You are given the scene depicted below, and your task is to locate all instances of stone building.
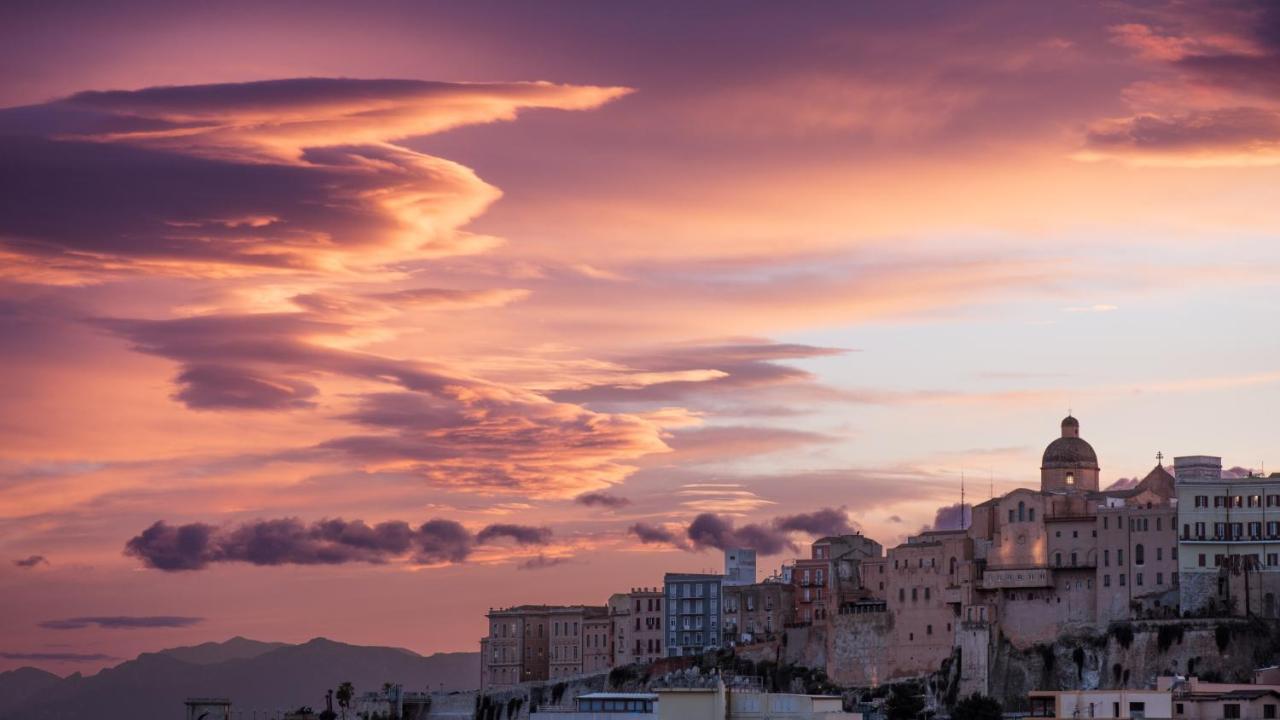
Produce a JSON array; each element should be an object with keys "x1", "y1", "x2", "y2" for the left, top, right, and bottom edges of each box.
[
  {"x1": 665, "y1": 573, "x2": 723, "y2": 657},
  {"x1": 723, "y1": 580, "x2": 794, "y2": 645},
  {"x1": 1176, "y1": 455, "x2": 1280, "y2": 617}
]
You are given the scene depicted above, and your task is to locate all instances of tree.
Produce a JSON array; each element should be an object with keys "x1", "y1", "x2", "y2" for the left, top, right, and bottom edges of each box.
[
  {"x1": 336, "y1": 681, "x2": 355, "y2": 720},
  {"x1": 886, "y1": 684, "x2": 925, "y2": 720},
  {"x1": 952, "y1": 693, "x2": 1002, "y2": 720}
]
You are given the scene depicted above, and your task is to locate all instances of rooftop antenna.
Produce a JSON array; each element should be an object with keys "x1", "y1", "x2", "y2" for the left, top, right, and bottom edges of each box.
[
  {"x1": 1156, "y1": 451, "x2": 1163, "y2": 467},
  {"x1": 960, "y1": 471, "x2": 966, "y2": 528}
]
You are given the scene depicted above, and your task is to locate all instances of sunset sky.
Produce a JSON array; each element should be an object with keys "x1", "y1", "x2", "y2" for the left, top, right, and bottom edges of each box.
[{"x1": 3, "y1": 0, "x2": 1280, "y2": 673}]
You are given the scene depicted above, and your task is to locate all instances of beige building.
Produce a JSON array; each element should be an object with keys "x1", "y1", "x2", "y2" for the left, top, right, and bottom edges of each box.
[
  {"x1": 610, "y1": 587, "x2": 664, "y2": 666},
  {"x1": 583, "y1": 607, "x2": 614, "y2": 674},
  {"x1": 1029, "y1": 688, "x2": 1173, "y2": 719},
  {"x1": 1161, "y1": 675, "x2": 1280, "y2": 719}
]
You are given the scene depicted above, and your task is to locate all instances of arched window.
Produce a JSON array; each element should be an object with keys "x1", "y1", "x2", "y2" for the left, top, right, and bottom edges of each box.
[
  {"x1": 1135, "y1": 544, "x2": 1145, "y2": 566},
  {"x1": 949, "y1": 557, "x2": 958, "y2": 575},
  {"x1": 1055, "y1": 552, "x2": 1062, "y2": 567},
  {"x1": 1018, "y1": 501, "x2": 1026, "y2": 522}
]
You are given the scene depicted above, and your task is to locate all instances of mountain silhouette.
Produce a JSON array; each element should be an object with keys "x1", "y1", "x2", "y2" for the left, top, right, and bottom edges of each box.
[{"x1": 0, "y1": 637, "x2": 478, "y2": 720}]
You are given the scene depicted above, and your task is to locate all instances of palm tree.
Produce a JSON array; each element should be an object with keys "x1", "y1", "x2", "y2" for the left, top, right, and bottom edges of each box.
[{"x1": 336, "y1": 682, "x2": 354, "y2": 720}]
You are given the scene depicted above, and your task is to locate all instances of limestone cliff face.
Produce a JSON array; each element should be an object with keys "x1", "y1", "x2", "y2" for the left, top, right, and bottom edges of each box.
[{"x1": 984, "y1": 620, "x2": 1280, "y2": 710}]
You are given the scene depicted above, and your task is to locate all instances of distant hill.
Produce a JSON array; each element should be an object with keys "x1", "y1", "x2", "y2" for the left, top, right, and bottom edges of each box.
[
  {"x1": 0, "y1": 637, "x2": 479, "y2": 720},
  {"x1": 0, "y1": 667, "x2": 61, "y2": 710},
  {"x1": 158, "y1": 635, "x2": 288, "y2": 665}
]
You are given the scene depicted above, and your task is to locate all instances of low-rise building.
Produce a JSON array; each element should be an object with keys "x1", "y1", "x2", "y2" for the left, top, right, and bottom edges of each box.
[
  {"x1": 531, "y1": 683, "x2": 856, "y2": 720},
  {"x1": 1161, "y1": 674, "x2": 1280, "y2": 719},
  {"x1": 1029, "y1": 688, "x2": 1172, "y2": 719}
]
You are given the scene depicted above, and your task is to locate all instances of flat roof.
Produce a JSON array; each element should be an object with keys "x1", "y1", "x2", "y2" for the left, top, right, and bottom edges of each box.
[{"x1": 578, "y1": 693, "x2": 659, "y2": 700}]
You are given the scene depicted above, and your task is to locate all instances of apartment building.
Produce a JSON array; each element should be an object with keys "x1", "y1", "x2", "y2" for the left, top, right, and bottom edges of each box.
[
  {"x1": 1177, "y1": 455, "x2": 1280, "y2": 617},
  {"x1": 610, "y1": 587, "x2": 664, "y2": 666},
  {"x1": 664, "y1": 573, "x2": 723, "y2": 657}
]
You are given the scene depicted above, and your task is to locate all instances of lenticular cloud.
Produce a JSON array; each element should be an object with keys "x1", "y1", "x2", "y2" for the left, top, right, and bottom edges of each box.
[{"x1": 0, "y1": 78, "x2": 629, "y2": 282}]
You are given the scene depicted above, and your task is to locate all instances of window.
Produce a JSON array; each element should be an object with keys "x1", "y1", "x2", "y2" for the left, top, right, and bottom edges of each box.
[
  {"x1": 1157, "y1": 547, "x2": 1163, "y2": 561},
  {"x1": 1008, "y1": 509, "x2": 1014, "y2": 522},
  {"x1": 1199, "y1": 553, "x2": 1206, "y2": 567},
  {"x1": 899, "y1": 588, "x2": 905, "y2": 602},
  {"x1": 1118, "y1": 549, "x2": 1124, "y2": 565},
  {"x1": 1176, "y1": 703, "x2": 1184, "y2": 715},
  {"x1": 927, "y1": 624, "x2": 933, "y2": 635},
  {"x1": 1157, "y1": 572, "x2": 1163, "y2": 584},
  {"x1": 1018, "y1": 501, "x2": 1026, "y2": 521},
  {"x1": 1104, "y1": 574, "x2": 1111, "y2": 587},
  {"x1": 1054, "y1": 553, "x2": 1062, "y2": 567},
  {"x1": 925, "y1": 587, "x2": 931, "y2": 600},
  {"x1": 1264, "y1": 704, "x2": 1276, "y2": 719},
  {"x1": 1136, "y1": 572, "x2": 1144, "y2": 586},
  {"x1": 1135, "y1": 544, "x2": 1145, "y2": 565},
  {"x1": 1030, "y1": 509, "x2": 1036, "y2": 521},
  {"x1": 1119, "y1": 574, "x2": 1126, "y2": 586},
  {"x1": 1224, "y1": 703, "x2": 1241, "y2": 719},
  {"x1": 1071, "y1": 552, "x2": 1078, "y2": 566},
  {"x1": 1104, "y1": 549, "x2": 1110, "y2": 567}
]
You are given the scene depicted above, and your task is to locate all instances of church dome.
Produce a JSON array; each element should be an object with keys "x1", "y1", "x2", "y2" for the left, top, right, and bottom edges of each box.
[{"x1": 1041, "y1": 415, "x2": 1099, "y2": 469}]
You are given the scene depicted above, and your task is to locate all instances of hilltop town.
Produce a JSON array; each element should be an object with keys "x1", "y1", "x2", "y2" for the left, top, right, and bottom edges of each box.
[{"x1": 480, "y1": 415, "x2": 1280, "y2": 702}]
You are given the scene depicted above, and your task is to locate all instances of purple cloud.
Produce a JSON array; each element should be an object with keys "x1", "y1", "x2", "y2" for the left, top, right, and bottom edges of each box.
[
  {"x1": 14, "y1": 555, "x2": 48, "y2": 568},
  {"x1": 124, "y1": 517, "x2": 550, "y2": 571},
  {"x1": 575, "y1": 492, "x2": 631, "y2": 509},
  {"x1": 475, "y1": 524, "x2": 552, "y2": 546},
  {"x1": 39, "y1": 616, "x2": 204, "y2": 630}
]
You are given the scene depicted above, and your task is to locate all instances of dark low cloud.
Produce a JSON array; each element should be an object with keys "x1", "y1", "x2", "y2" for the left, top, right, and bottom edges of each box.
[
  {"x1": 474, "y1": 524, "x2": 553, "y2": 546},
  {"x1": 575, "y1": 492, "x2": 631, "y2": 509},
  {"x1": 686, "y1": 506, "x2": 858, "y2": 555},
  {"x1": 686, "y1": 513, "x2": 794, "y2": 555},
  {"x1": 629, "y1": 523, "x2": 686, "y2": 548},
  {"x1": 0, "y1": 651, "x2": 117, "y2": 662},
  {"x1": 773, "y1": 507, "x2": 856, "y2": 537},
  {"x1": 39, "y1": 616, "x2": 204, "y2": 630},
  {"x1": 14, "y1": 555, "x2": 48, "y2": 568},
  {"x1": 125, "y1": 517, "x2": 551, "y2": 571},
  {"x1": 921, "y1": 502, "x2": 971, "y2": 532}
]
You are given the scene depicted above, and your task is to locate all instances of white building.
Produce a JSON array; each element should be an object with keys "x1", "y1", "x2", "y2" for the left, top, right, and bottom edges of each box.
[
  {"x1": 1176, "y1": 455, "x2": 1280, "y2": 616},
  {"x1": 725, "y1": 548, "x2": 757, "y2": 586},
  {"x1": 1029, "y1": 688, "x2": 1173, "y2": 719}
]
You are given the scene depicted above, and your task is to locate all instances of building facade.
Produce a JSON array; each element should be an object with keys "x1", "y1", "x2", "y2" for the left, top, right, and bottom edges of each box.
[
  {"x1": 665, "y1": 573, "x2": 723, "y2": 657},
  {"x1": 723, "y1": 580, "x2": 794, "y2": 645},
  {"x1": 1177, "y1": 456, "x2": 1280, "y2": 617}
]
